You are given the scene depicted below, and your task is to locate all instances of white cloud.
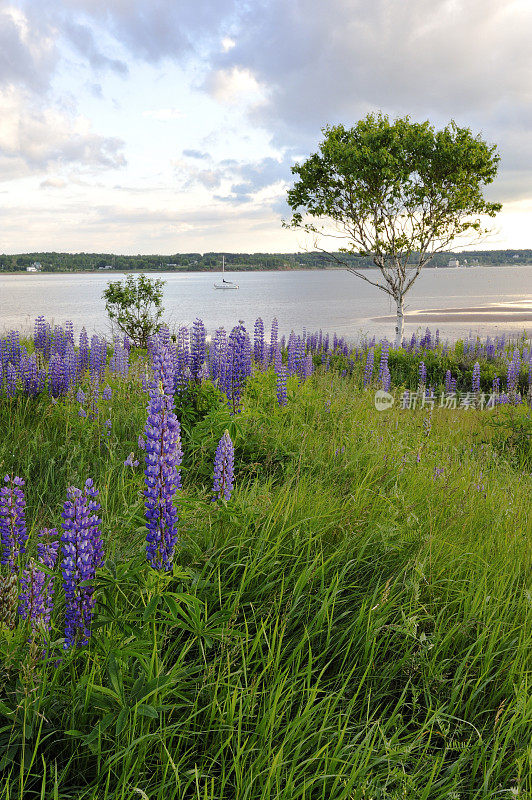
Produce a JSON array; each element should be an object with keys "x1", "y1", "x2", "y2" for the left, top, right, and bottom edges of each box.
[
  {"x1": 40, "y1": 177, "x2": 68, "y2": 189},
  {"x1": 142, "y1": 108, "x2": 185, "y2": 121},
  {"x1": 221, "y1": 36, "x2": 236, "y2": 52},
  {"x1": 0, "y1": 86, "x2": 126, "y2": 177},
  {"x1": 205, "y1": 66, "x2": 266, "y2": 106}
]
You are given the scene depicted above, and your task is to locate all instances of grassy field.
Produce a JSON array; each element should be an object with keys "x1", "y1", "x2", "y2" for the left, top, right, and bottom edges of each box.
[{"x1": 0, "y1": 350, "x2": 531, "y2": 799}]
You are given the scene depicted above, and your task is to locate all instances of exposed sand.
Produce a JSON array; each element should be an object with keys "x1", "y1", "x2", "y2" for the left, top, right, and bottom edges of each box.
[{"x1": 374, "y1": 302, "x2": 532, "y2": 325}]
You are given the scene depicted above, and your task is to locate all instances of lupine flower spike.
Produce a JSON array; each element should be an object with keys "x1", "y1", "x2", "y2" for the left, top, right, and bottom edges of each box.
[
  {"x1": 60, "y1": 480, "x2": 104, "y2": 648},
  {"x1": 212, "y1": 431, "x2": 235, "y2": 502},
  {"x1": 144, "y1": 337, "x2": 182, "y2": 571},
  {"x1": 19, "y1": 530, "x2": 59, "y2": 637},
  {"x1": 0, "y1": 474, "x2": 28, "y2": 572}
]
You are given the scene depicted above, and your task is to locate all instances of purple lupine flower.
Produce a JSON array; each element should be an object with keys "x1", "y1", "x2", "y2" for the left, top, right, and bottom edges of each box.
[
  {"x1": 190, "y1": 318, "x2": 206, "y2": 383},
  {"x1": 3, "y1": 363, "x2": 17, "y2": 398},
  {"x1": 254, "y1": 318, "x2": 265, "y2": 366},
  {"x1": 363, "y1": 348, "x2": 374, "y2": 388},
  {"x1": 76, "y1": 388, "x2": 86, "y2": 404},
  {"x1": 472, "y1": 362, "x2": 481, "y2": 394},
  {"x1": 303, "y1": 353, "x2": 314, "y2": 380},
  {"x1": 37, "y1": 529, "x2": 61, "y2": 569},
  {"x1": 379, "y1": 341, "x2": 390, "y2": 389},
  {"x1": 174, "y1": 326, "x2": 190, "y2": 393},
  {"x1": 104, "y1": 419, "x2": 112, "y2": 436},
  {"x1": 420, "y1": 328, "x2": 432, "y2": 350},
  {"x1": 444, "y1": 370, "x2": 452, "y2": 393},
  {"x1": 287, "y1": 332, "x2": 297, "y2": 376},
  {"x1": 78, "y1": 328, "x2": 89, "y2": 374},
  {"x1": 19, "y1": 561, "x2": 50, "y2": 633},
  {"x1": 212, "y1": 431, "x2": 235, "y2": 502},
  {"x1": 7, "y1": 330, "x2": 22, "y2": 369},
  {"x1": 209, "y1": 327, "x2": 227, "y2": 382},
  {"x1": 19, "y1": 353, "x2": 44, "y2": 397},
  {"x1": 138, "y1": 435, "x2": 146, "y2": 450},
  {"x1": 18, "y1": 531, "x2": 59, "y2": 635},
  {"x1": 275, "y1": 347, "x2": 288, "y2": 406},
  {"x1": 48, "y1": 354, "x2": 69, "y2": 398},
  {"x1": 144, "y1": 338, "x2": 182, "y2": 572},
  {"x1": 294, "y1": 336, "x2": 307, "y2": 382},
  {"x1": 60, "y1": 480, "x2": 104, "y2": 648},
  {"x1": 65, "y1": 343, "x2": 77, "y2": 390},
  {"x1": 221, "y1": 321, "x2": 251, "y2": 414},
  {"x1": 378, "y1": 340, "x2": 389, "y2": 379},
  {"x1": 269, "y1": 318, "x2": 278, "y2": 365},
  {"x1": 65, "y1": 321, "x2": 75, "y2": 350},
  {"x1": 109, "y1": 338, "x2": 129, "y2": 377},
  {"x1": 124, "y1": 452, "x2": 139, "y2": 468},
  {"x1": 34, "y1": 316, "x2": 51, "y2": 361},
  {"x1": 51, "y1": 326, "x2": 66, "y2": 360},
  {"x1": 102, "y1": 385, "x2": 112, "y2": 401},
  {"x1": 90, "y1": 335, "x2": 107, "y2": 377},
  {"x1": 0, "y1": 475, "x2": 28, "y2": 572},
  {"x1": 418, "y1": 361, "x2": 427, "y2": 389}
]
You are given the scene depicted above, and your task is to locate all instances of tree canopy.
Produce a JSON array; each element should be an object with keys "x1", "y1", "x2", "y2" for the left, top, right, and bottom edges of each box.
[
  {"x1": 102, "y1": 274, "x2": 165, "y2": 348},
  {"x1": 285, "y1": 114, "x2": 502, "y2": 343}
]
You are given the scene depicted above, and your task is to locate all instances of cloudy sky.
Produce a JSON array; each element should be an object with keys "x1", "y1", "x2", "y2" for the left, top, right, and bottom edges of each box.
[{"x1": 1, "y1": 0, "x2": 531, "y2": 254}]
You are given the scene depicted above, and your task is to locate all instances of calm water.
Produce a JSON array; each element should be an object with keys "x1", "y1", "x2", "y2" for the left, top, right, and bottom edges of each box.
[{"x1": 1, "y1": 266, "x2": 531, "y2": 341}]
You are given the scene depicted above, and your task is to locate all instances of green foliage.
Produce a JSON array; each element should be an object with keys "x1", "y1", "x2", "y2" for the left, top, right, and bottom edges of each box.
[
  {"x1": 0, "y1": 348, "x2": 531, "y2": 798},
  {"x1": 285, "y1": 114, "x2": 502, "y2": 316},
  {"x1": 102, "y1": 274, "x2": 166, "y2": 347},
  {"x1": 487, "y1": 407, "x2": 532, "y2": 470},
  {"x1": 4, "y1": 249, "x2": 532, "y2": 273}
]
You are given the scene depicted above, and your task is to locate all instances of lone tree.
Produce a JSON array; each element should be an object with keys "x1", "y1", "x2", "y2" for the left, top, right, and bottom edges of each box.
[
  {"x1": 103, "y1": 273, "x2": 165, "y2": 348},
  {"x1": 285, "y1": 114, "x2": 501, "y2": 346}
]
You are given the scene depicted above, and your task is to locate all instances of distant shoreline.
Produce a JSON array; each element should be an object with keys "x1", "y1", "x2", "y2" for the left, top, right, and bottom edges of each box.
[{"x1": 2, "y1": 263, "x2": 532, "y2": 276}]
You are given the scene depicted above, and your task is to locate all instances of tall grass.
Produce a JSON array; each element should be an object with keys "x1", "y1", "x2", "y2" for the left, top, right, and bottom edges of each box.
[{"x1": 0, "y1": 357, "x2": 531, "y2": 799}]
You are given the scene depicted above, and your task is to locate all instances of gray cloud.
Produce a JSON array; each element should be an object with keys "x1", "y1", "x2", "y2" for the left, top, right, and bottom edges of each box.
[
  {"x1": 0, "y1": 5, "x2": 57, "y2": 91},
  {"x1": 183, "y1": 149, "x2": 210, "y2": 159},
  {"x1": 181, "y1": 154, "x2": 292, "y2": 204},
  {"x1": 203, "y1": 0, "x2": 532, "y2": 201},
  {"x1": 25, "y1": 0, "x2": 239, "y2": 64},
  {"x1": 43, "y1": 0, "x2": 530, "y2": 202},
  {"x1": 62, "y1": 19, "x2": 128, "y2": 74}
]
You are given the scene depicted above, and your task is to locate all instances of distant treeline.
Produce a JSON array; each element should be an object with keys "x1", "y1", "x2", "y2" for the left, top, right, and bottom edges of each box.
[{"x1": 1, "y1": 250, "x2": 531, "y2": 272}]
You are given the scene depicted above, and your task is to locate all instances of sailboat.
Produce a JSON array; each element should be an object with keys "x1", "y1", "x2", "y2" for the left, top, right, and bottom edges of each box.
[{"x1": 214, "y1": 256, "x2": 239, "y2": 289}]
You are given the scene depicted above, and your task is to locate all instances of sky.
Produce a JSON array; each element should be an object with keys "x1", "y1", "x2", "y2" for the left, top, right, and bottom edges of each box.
[{"x1": 0, "y1": 0, "x2": 531, "y2": 255}]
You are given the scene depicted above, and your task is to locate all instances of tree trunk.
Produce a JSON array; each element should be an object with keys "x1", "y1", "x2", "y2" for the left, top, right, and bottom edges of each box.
[{"x1": 394, "y1": 296, "x2": 404, "y2": 348}]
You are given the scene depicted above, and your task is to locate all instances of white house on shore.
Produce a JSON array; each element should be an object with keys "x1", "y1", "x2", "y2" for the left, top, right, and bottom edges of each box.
[{"x1": 448, "y1": 258, "x2": 460, "y2": 267}]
